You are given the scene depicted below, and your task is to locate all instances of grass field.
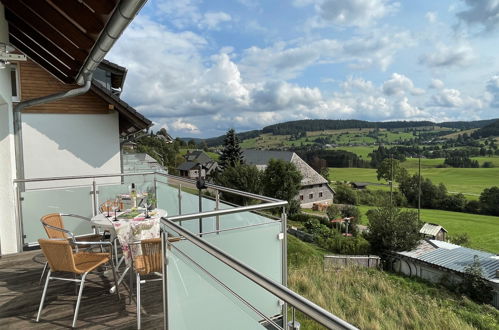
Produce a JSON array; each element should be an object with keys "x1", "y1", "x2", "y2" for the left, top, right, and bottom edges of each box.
[
  {"x1": 356, "y1": 205, "x2": 499, "y2": 253},
  {"x1": 327, "y1": 146, "x2": 376, "y2": 159},
  {"x1": 288, "y1": 236, "x2": 499, "y2": 330},
  {"x1": 329, "y1": 166, "x2": 499, "y2": 196}
]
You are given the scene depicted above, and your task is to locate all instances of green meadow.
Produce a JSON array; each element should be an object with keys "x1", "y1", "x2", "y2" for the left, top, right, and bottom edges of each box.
[
  {"x1": 356, "y1": 205, "x2": 499, "y2": 254},
  {"x1": 329, "y1": 161, "x2": 499, "y2": 197}
]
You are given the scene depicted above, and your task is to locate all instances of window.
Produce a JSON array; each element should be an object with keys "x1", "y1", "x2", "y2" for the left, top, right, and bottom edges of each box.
[
  {"x1": 11, "y1": 64, "x2": 20, "y2": 102},
  {"x1": 299, "y1": 195, "x2": 303, "y2": 201},
  {"x1": 309, "y1": 193, "x2": 314, "y2": 199},
  {"x1": 319, "y1": 192, "x2": 323, "y2": 198}
]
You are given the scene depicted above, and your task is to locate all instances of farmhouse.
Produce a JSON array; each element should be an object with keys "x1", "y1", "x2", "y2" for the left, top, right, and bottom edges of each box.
[
  {"x1": 242, "y1": 149, "x2": 335, "y2": 208},
  {"x1": 177, "y1": 150, "x2": 218, "y2": 179},
  {"x1": 392, "y1": 239, "x2": 499, "y2": 308}
]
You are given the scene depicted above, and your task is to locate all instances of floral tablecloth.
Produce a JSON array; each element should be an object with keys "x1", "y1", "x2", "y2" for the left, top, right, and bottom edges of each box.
[{"x1": 92, "y1": 209, "x2": 166, "y2": 264}]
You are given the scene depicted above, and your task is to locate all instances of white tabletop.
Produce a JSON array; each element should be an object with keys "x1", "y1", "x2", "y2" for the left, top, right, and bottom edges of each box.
[{"x1": 91, "y1": 208, "x2": 167, "y2": 230}]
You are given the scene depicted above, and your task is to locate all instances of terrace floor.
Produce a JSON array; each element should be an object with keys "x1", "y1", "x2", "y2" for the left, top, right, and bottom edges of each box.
[{"x1": 0, "y1": 250, "x2": 164, "y2": 329}]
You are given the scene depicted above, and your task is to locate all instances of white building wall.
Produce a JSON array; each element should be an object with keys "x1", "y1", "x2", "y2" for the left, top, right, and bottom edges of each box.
[
  {"x1": 22, "y1": 112, "x2": 122, "y2": 189},
  {"x1": 0, "y1": 5, "x2": 19, "y2": 254}
]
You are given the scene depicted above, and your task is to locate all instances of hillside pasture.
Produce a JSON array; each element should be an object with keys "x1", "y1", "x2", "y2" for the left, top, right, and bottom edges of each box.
[
  {"x1": 330, "y1": 162, "x2": 499, "y2": 196},
  {"x1": 288, "y1": 236, "x2": 499, "y2": 330},
  {"x1": 356, "y1": 205, "x2": 499, "y2": 254},
  {"x1": 327, "y1": 146, "x2": 376, "y2": 159}
]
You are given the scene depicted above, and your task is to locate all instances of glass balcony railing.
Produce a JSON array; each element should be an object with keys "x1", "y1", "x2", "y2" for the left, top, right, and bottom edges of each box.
[{"x1": 13, "y1": 171, "x2": 356, "y2": 329}]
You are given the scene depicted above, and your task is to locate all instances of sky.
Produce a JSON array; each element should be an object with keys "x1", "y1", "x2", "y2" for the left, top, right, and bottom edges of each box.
[{"x1": 107, "y1": 0, "x2": 499, "y2": 138}]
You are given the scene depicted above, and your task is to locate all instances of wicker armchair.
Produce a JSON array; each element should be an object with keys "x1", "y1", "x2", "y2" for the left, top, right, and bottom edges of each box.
[
  {"x1": 132, "y1": 238, "x2": 163, "y2": 330},
  {"x1": 36, "y1": 238, "x2": 119, "y2": 328},
  {"x1": 39, "y1": 213, "x2": 107, "y2": 284}
]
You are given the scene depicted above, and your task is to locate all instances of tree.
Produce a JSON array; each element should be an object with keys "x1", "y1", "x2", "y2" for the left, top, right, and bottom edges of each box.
[
  {"x1": 219, "y1": 128, "x2": 243, "y2": 169},
  {"x1": 214, "y1": 163, "x2": 262, "y2": 205},
  {"x1": 479, "y1": 186, "x2": 499, "y2": 216},
  {"x1": 334, "y1": 184, "x2": 357, "y2": 205},
  {"x1": 366, "y1": 205, "x2": 421, "y2": 254},
  {"x1": 376, "y1": 158, "x2": 409, "y2": 183},
  {"x1": 261, "y1": 159, "x2": 302, "y2": 215},
  {"x1": 460, "y1": 256, "x2": 493, "y2": 304}
]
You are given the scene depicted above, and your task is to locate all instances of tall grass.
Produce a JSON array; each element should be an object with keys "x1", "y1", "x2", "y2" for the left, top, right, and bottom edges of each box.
[{"x1": 287, "y1": 236, "x2": 499, "y2": 330}]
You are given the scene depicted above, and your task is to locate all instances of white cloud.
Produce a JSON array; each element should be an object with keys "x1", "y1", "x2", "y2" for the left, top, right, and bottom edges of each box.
[
  {"x1": 426, "y1": 11, "x2": 437, "y2": 23},
  {"x1": 239, "y1": 29, "x2": 413, "y2": 82},
  {"x1": 382, "y1": 73, "x2": 425, "y2": 96},
  {"x1": 156, "y1": 0, "x2": 231, "y2": 30},
  {"x1": 430, "y1": 88, "x2": 484, "y2": 109},
  {"x1": 199, "y1": 12, "x2": 232, "y2": 30},
  {"x1": 419, "y1": 43, "x2": 473, "y2": 68},
  {"x1": 341, "y1": 76, "x2": 375, "y2": 93},
  {"x1": 172, "y1": 119, "x2": 200, "y2": 134},
  {"x1": 456, "y1": 0, "x2": 499, "y2": 32},
  {"x1": 429, "y1": 79, "x2": 445, "y2": 89},
  {"x1": 301, "y1": 0, "x2": 399, "y2": 28}
]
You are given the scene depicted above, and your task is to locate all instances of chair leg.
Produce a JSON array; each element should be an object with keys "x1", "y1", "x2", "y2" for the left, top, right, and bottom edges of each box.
[
  {"x1": 39, "y1": 262, "x2": 48, "y2": 285},
  {"x1": 136, "y1": 272, "x2": 141, "y2": 330},
  {"x1": 111, "y1": 262, "x2": 121, "y2": 301},
  {"x1": 72, "y1": 272, "x2": 88, "y2": 328},
  {"x1": 36, "y1": 270, "x2": 51, "y2": 322}
]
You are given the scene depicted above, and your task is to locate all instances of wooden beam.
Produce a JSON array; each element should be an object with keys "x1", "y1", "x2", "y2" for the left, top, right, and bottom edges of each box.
[
  {"x1": 9, "y1": 25, "x2": 82, "y2": 71},
  {"x1": 9, "y1": 31, "x2": 80, "y2": 76},
  {"x1": 16, "y1": 0, "x2": 95, "y2": 50},
  {"x1": 48, "y1": 0, "x2": 105, "y2": 34},
  {"x1": 83, "y1": 0, "x2": 119, "y2": 15},
  {"x1": 5, "y1": 9, "x2": 88, "y2": 62},
  {"x1": 10, "y1": 34, "x2": 75, "y2": 84}
]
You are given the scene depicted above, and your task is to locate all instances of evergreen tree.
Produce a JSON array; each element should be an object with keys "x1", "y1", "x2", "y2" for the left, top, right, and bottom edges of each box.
[{"x1": 219, "y1": 128, "x2": 243, "y2": 169}]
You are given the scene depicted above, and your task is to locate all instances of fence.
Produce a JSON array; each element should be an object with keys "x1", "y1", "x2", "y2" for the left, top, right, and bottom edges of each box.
[{"x1": 324, "y1": 255, "x2": 381, "y2": 270}]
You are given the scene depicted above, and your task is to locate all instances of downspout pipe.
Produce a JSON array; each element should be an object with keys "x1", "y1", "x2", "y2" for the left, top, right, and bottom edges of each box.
[{"x1": 76, "y1": 0, "x2": 148, "y2": 85}]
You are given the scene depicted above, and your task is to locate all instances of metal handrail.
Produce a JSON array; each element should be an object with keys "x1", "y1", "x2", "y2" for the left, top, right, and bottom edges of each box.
[
  {"x1": 13, "y1": 171, "x2": 281, "y2": 203},
  {"x1": 161, "y1": 218, "x2": 358, "y2": 330},
  {"x1": 165, "y1": 200, "x2": 287, "y2": 223}
]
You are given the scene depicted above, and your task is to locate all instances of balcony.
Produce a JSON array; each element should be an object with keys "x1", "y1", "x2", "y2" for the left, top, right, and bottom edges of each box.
[{"x1": 2, "y1": 172, "x2": 356, "y2": 329}]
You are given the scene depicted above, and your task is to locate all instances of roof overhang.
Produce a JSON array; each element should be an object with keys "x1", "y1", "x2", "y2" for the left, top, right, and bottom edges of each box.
[
  {"x1": 2, "y1": 0, "x2": 146, "y2": 84},
  {"x1": 90, "y1": 80, "x2": 151, "y2": 135}
]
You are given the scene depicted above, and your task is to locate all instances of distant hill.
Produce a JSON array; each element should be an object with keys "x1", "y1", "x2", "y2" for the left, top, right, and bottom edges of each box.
[
  {"x1": 438, "y1": 119, "x2": 498, "y2": 130},
  {"x1": 189, "y1": 118, "x2": 498, "y2": 147},
  {"x1": 471, "y1": 119, "x2": 499, "y2": 138},
  {"x1": 262, "y1": 119, "x2": 436, "y2": 135}
]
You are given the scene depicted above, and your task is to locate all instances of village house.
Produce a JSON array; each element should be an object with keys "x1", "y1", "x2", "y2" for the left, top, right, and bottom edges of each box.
[
  {"x1": 177, "y1": 150, "x2": 218, "y2": 180},
  {"x1": 242, "y1": 149, "x2": 335, "y2": 208}
]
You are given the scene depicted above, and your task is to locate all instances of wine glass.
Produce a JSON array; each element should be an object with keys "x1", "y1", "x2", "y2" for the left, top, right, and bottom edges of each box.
[
  {"x1": 144, "y1": 201, "x2": 150, "y2": 218},
  {"x1": 112, "y1": 198, "x2": 119, "y2": 220},
  {"x1": 105, "y1": 200, "x2": 112, "y2": 217}
]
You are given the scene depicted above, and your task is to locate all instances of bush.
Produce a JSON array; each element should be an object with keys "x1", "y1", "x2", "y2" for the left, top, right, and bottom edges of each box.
[
  {"x1": 334, "y1": 184, "x2": 357, "y2": 205},
  {"x1": 449, "y1": 233, "x2": 471, "y2": 247},
  {"x1": 464, "y1": 200, "x2": 481, "y2": 214},
  {"x1": 482, "y1": 161, "x2": 495, "y2": 168}
]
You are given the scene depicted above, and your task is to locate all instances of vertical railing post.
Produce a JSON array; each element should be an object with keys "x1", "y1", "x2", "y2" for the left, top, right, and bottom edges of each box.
[
  {"x1": 215, "y1": 189, "x2": 220, "y2": 234},
  {"x1": 178, "y1": 184, "x2": 182, "y2": 226},
  {"x1": 161, "y1": 230, "x2": 169, "y2": 330},
  {"x1": 153, "y1": 173, "x2": 158, "y2": 207},
  {"x1": 92, "y1": 179, "x2": 98, "y2": 217},
  {"x1": 281, "y1": 206, "x2": 288, "y2": 328},
  {"x1": 15, "y1": 184, "x2": 25, "y2": 253}
]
